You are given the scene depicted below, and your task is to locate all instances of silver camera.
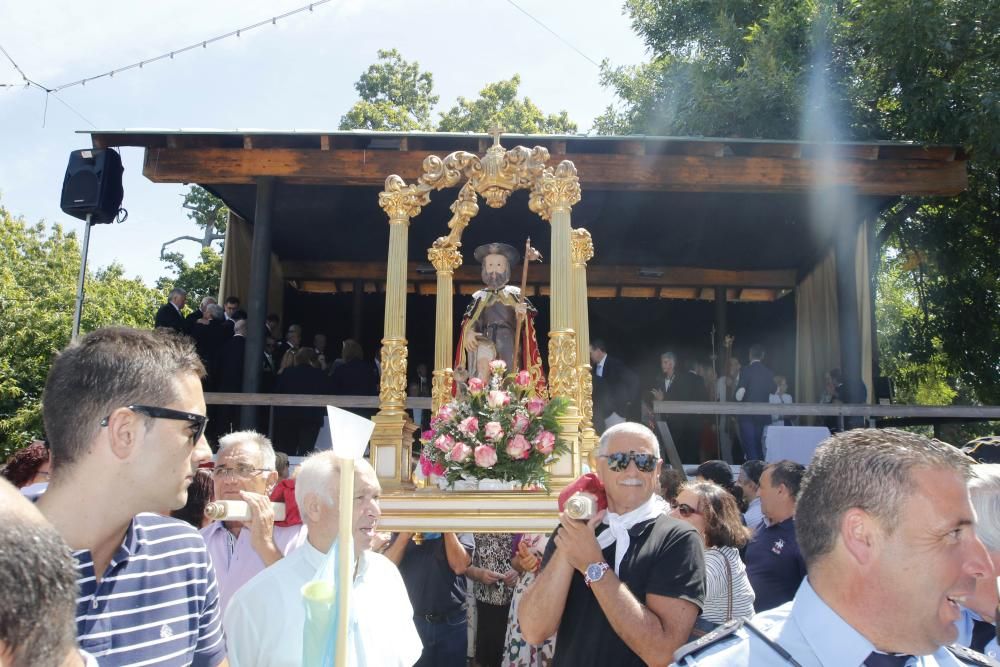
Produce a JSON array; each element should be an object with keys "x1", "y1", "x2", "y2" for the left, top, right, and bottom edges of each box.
[{"x1": 564, "y1": 492, "x2": 598, "y2": 521}]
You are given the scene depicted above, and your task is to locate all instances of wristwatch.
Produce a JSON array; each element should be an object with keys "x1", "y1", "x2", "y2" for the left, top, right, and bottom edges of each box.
[{"x1": 584, "y1": 561, "x2": 610, "y2": 587}]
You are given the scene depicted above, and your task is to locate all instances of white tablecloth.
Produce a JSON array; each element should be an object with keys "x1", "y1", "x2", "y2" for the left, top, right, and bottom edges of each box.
[{"x1": 763, "y1": 425, "x2": 831, "y2": 465}]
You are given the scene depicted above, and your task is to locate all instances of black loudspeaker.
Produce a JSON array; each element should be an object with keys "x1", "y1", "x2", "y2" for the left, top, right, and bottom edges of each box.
[{"x1": 60, "y1": 148, "x2": 124, "y2": 224}]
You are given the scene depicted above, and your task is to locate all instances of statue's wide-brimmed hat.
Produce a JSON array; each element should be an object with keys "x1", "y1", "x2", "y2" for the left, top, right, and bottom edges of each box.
[{"x1": 473, "y1": 242, "x2": 520, "y2": 266}]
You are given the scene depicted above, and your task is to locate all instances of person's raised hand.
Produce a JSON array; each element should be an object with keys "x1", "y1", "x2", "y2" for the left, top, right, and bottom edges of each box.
[{"x1": 553, "y1": 510, "x2": 606, "y2": 574}]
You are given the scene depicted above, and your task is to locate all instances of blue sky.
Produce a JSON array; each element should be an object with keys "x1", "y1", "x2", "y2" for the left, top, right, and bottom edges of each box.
[{"x1": 0, "y1": 0, "x2": 648, "y2": 285}]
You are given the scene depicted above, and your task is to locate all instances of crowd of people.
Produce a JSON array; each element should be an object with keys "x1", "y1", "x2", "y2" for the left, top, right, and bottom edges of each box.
[
  {"x1": 591, "y1": 338, "x2": 868, "y2": 466},
  {"x1": 1, "y1": 325, "x2": 997, "y2": 667}
]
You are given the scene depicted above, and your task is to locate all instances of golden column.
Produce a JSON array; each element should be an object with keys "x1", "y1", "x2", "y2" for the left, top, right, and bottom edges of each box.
[
  {"x1": 530, "y1": 161, "x2": 583, "y2": 486},
  {"x1": 571, "y1": 228, "x2": 598, "y2": 459},
  {"x1": 372, "y1": 176, "x2": 429, "y2": 489},
  {"x1": 428, "y1": 237, "x2": 463, "y2": 414}
]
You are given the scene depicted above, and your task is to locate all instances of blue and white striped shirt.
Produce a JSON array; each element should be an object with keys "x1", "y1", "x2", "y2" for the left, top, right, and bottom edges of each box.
[{"x1": 74, "y1": 513, "x2": 226, "y2": 666}]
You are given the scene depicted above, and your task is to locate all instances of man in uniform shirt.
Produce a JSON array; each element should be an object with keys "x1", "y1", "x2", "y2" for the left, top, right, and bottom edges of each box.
[
  {"x1": 674, "y1": 428, "x2": 995, "y2": 667},
  {"x1": 745, "y1": 460, "x2": 807, "y2": 612},
  {"x1": 201, "y1": 430, "x2": 306, "y2": 614},
  {"x1": 519, "y1": 422, "x2": 705, "y2": 666}
]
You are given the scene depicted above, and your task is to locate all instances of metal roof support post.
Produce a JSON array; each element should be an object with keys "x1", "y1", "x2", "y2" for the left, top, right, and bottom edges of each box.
[{"x1": 240, "y1": 176, "x2": 274, "y2": 428}]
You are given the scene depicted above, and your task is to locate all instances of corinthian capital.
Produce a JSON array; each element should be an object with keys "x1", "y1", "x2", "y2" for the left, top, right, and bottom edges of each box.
[
  {"x1": 428, "y1": 237, "x2": 463, "y2": 274},
  {"x1": 379, "y1": 175, "x2": 430, "y2": 222},
  {"x1": 529, "y1": 160, "x2": 582, "y2": 222},
  {"x1": 571, "y1": 228, "x2": 595, "y2": 267}
]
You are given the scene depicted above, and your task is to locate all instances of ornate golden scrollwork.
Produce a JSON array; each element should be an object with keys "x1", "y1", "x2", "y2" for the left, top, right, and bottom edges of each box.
[
  {"x1": 378, "y1": 337, "x2": 409, "y2": 411},
  {"x1": 443, "y1": 183, "x2": 479, "y2": 244},
  {"x1": 571, "y1": 228, "x2": 595, "y2": 267},
  {"x1": 529, "y1": 160, "x2": 582, "y2": 222},
  {"x1": 577, "y1": 364, "x2": 594, "y2": 431},
  {"x1": 379, "y1": 175, "x2": 431, "y2": 222},
  {"x1": 548, "y1": 330, "x2": 579, "y2": 401},
  {"x1": 431, "y1": 368, "x2": 454, "y2": 415}
]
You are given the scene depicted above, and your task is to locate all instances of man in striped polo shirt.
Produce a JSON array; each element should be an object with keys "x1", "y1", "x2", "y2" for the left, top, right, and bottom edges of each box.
[{"x1": 37, "y1": 327, "x2": 227, "y2": 667}]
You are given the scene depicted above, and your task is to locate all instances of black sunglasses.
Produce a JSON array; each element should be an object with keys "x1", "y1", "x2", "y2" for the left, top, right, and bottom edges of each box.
[
  {"x1": 101, "y1": 405, "x2": 208, "y2": 444},
  {"x1": 673, "y1": 503, "x2": 701, "y2": 518},
  {"x1": 600, "y1": 451, "x2": 659, "y2": 473}
]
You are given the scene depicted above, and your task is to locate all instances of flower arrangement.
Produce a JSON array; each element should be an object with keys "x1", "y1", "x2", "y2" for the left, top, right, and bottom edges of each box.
[{"x1": 418, "y1": 360, "x2": 569, "y2": 490}]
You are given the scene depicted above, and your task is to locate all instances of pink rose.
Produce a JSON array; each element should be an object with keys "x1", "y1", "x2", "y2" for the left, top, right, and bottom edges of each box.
[
  {"x1": 487, "y1": 390, "x2": 511, "y2": 408},
  {"x1": 459, "y1": 416, "x2": 479, "y2": 435},
  {"x1": 474, "y1": 444, "x2": 498, "y2": 468},
  {"x1": 434, "y1": 434, "x2": 455, "y2": 452},
  {"x1": 437, "y1": 404, "x2": 455, "y2": 421},
  {"x1": 515, "y1": 370, "x2": 532, "y2": 388},
  {"x1": 431, "y1": 461, "x2": 446, "y2": 476},
  {"x1": 421, "y1": 430, "x2": 435, "y2": 442},
  {"x1": 467, "y1": 377, "x2": 486, "y2": 393},
  {"x1": 506, "y1": 434, "x2": 532, "y2": 460},
  {"x1": 419, "y1": 453, "x2": 432, "y2": 476},
  {"x1": 525, "y1": 398, "x2": 546, "y2": 416},
  {"x1": 484, "y1": 421, "x2": 504, "y2": 441},
  {"x1": 489, "y1": 359, "x2": 507, "y2": 375},
  {"x1": 512, "y1": 413, "x2": 530, "y2": 434},
  {"x1": 533, "y1": 430, "x2": 556, "y2": 455},
  {"x1": 449, "y1": 441, "x2": 473, "y2": 463}
]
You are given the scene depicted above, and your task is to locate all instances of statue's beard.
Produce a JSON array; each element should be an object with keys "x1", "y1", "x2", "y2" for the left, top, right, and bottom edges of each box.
[{"x1": 482, "y1": 268, "x2": 510, "y2": 290}]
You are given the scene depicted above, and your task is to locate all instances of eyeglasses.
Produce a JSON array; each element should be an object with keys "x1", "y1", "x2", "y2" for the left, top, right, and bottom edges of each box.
[
  {"x1": 212, "y1": 464, "x2": 272, "y2": 480},
  {"x1": 600, "y1": 451, "x2": 659, "y2": 473},
  {"x1": 100, "y1": 405, "x2": 208, "y2": 445},
  {"x1": 673, "y1": 503, "x2": 701, "y2": 518}
]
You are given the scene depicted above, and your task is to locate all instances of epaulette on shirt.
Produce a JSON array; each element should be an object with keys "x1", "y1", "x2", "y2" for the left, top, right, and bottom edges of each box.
[
  {"x1": 947, "y1": 644, "x2": 1000, "y2": 667},
  {"x1": 673, "y1": 619, "x2": 745, "y2": 663}
]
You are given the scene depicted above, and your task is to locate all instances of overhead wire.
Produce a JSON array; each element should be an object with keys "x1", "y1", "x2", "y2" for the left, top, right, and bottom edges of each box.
[{"x1": 501, "y1": 0, "x2": 602, "y2": 68}]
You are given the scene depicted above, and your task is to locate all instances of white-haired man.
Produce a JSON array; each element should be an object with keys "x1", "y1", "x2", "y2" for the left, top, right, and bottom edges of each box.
[
  {"x1": 224, "y1": 453, "x2": 422, "y2": 666},
  {"x1": 202, "y1": 431, "x2": 306, "y2": 614},
  {"x1": 519, "y1": 422, "x2": 705, "y2": 666}
]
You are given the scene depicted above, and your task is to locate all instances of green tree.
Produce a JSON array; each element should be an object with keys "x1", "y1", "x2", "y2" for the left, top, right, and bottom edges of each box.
[
  {"x1": 156, "y1": 247, "x2": 223, "y2": 308},
  {"x1": 339, "y1": 49, "x2": 439, "y2": 131},
  {"x1": 597, "y1": 0, "x2": 1000, "y2": 409},
  {"x1": 437, "y1": 75, "x2": 578, "y2": 134},
  {"x1": 0, "y1": 204, "x2": 163, "y2": 457}
]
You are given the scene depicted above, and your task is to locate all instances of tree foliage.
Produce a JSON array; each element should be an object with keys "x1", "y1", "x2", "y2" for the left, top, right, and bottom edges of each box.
[
  {"x1": 339, "y1": 49, "x2": 439, "y2": 131},
  {"x1": 437, "y1": 75, "x2": 578, "y2": 134},
  {"x1": 597, "y1": 0, "x2": 1000, "y2": 408},
  {"x1": 339, "y1": 50, "x2": 578, "y2": 135},
  {"x1": 0, "y1": 204, "x2": 163, "y2": 457},
  {"x1": 156, "y1": 247, "x2": 223, "y2": 308}
]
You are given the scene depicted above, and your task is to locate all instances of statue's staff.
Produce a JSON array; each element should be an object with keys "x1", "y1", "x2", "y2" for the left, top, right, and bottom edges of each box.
[{"x1": 513, "y1": 237, "x2": 543, "y2": 370}]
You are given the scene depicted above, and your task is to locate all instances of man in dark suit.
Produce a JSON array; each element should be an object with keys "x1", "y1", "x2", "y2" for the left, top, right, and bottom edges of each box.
[
  {"x1": 153, "y1": 288, "x2": 187, "y2": 333},
  {"x1": 736, "y1": 344, "x2": 777, "y2": 461},
  {"x1": 651, "y1": 353, "x2": 708, "y2": 463},
  {"x1": 185, "y1": 296, "x2": 217, "y2": 333},
  {"x1": 589, "y1": 339, "x2": 639, "y2": 432},
  {"x1": 190, "y1": 303, "x2": 231, "y2": 391},
  {"x1": 216, "y1": 319, "x2": 247, "y2": 435}
]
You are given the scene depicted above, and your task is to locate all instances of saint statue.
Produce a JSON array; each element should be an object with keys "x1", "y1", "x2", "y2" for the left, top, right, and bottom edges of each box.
[{"x1": 455, "y1": 242, "x2": 546, "y2": 394}]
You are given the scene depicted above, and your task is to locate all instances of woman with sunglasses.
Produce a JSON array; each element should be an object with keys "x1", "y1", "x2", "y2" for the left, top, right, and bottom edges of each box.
[{"x1": 669, "y1": 481, "x2": 755, "y2": 625}]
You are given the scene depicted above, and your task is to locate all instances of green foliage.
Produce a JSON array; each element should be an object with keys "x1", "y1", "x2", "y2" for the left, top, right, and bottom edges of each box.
[
  {"x1": 183, "y1": 186, "x2": 228, "y2": 236},
  {"x1": 339, "y1": 49, "x2": 439, "y2": 131},
  {"x1": 0, "y1": 205, "x2": 163, "y2": 457},
  {"x1": 599, "y1": 0, "x2": 1000, "y2": 408},
  {"x1": 340, "y1": 51, "x2": 578, "y2": 135},
  {"x1": 156, "y1": 247, "x2": 223, "y2": 307},
  {"x1": 437, "y1": 75, "x2": 578, "y2": 134}
]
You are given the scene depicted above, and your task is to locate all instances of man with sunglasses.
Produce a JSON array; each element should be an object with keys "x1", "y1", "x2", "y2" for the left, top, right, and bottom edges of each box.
[
  {"x1": 519, "y1": 422, "x2": 705, "y2": 666},
  {"x1": 201, "y1": 430, "x2": 307, "y2": 614},
  {"x1": 37, "y1": 327, "x2": 226, "y2": 666}
]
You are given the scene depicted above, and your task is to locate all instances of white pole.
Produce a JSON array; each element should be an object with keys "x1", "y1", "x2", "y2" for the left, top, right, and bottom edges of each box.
[{"x1": 334, "y1": 456, "x2": 355, "y2": 666}]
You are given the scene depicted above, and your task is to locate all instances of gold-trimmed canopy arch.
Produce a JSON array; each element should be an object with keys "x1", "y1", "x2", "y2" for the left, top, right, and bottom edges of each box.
[{"x1": 369, "y1": 130, "x2": 594, "y2": 491}]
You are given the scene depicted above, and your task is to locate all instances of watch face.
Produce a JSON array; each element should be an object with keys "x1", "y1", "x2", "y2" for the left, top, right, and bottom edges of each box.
[{"x1": 586, "y1": 563, "x2": 605, "y2": 581}]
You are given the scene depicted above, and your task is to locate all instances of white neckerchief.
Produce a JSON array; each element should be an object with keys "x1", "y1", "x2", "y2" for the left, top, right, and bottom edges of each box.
[{"x1": 597, "y1": 495, "x2": 664, "y2": 574}]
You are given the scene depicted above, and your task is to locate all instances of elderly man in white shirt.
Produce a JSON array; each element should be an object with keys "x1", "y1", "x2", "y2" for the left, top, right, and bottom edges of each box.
[{"x1": 224, "y1": 453, "x2": 422, "y2": 667}]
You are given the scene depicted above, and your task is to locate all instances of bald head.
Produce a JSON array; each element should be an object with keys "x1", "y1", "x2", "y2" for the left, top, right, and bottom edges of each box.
[{"x1": 0, "y1": 479, "x2": 81, "y2": 667}]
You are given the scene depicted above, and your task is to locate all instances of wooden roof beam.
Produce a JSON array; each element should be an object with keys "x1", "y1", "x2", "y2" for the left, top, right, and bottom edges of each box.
[{"x1": 142, "y1": 147, "x2": 968, "y2": 196}]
